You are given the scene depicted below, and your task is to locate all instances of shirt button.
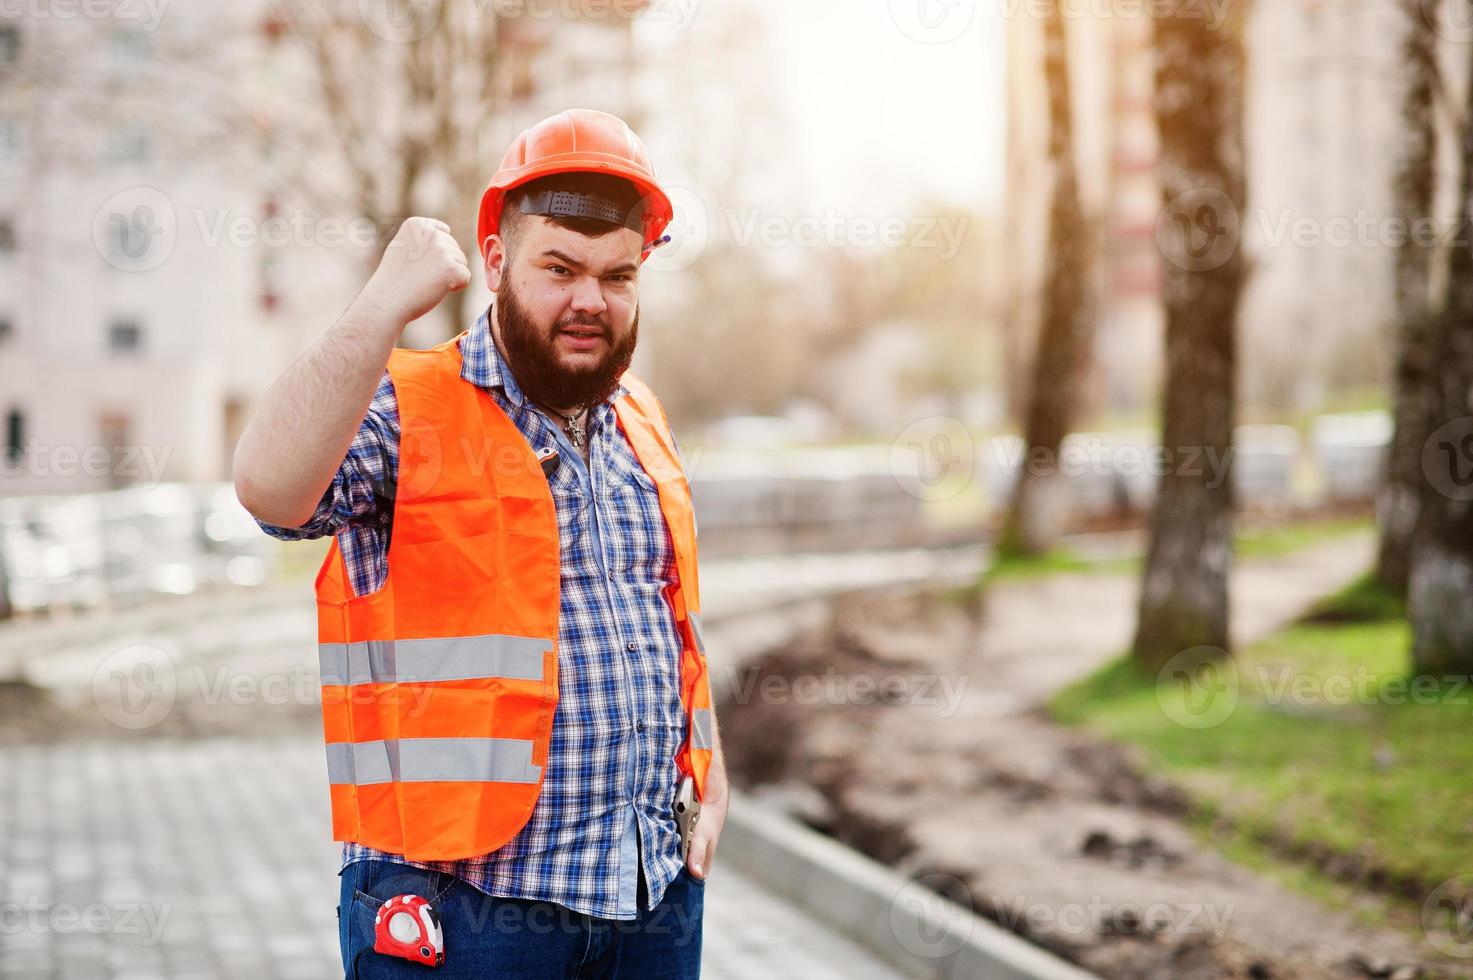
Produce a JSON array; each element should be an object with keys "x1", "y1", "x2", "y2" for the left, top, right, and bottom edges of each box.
[
  {"x1": 635, "y1": 720, "x2": 645, "y2": 733},
  {"x1": 626, "y1": 641, "x2": 637, "y2": 652}
]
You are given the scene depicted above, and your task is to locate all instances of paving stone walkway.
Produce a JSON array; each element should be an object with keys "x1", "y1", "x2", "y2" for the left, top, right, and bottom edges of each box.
[
  {"x1": 0, "y1": 736, "x2": 915, "y2": 980},
  {"x1": 0, "y1": 546, "x2": 987, "y2": 979}
]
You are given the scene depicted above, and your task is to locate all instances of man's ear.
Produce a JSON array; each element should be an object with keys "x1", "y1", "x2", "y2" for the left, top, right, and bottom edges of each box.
[{"x1": 483, "y1": 235, "x2": 505, "y2": 292}]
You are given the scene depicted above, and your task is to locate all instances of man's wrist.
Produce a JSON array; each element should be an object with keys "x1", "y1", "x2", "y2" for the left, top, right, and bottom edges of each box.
[{"x1": 346, "y1": 283, "x2": 411, "y2": 338}]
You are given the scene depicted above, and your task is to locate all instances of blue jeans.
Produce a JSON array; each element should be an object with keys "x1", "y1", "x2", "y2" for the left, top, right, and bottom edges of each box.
[{"x1": 337, "y1": 859, "x2": 704, "y2": 978}]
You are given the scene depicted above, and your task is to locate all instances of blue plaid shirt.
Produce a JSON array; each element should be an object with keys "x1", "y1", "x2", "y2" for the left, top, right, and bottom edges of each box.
[{"x1": 258, "y1": 306, "x2": 694, "y2": 919}]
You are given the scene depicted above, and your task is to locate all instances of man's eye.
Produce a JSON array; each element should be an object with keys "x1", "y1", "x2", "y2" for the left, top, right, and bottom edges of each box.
[
  {"x1": 549, "y1": 265, "x2": 571, "y2": 276},
  {"x1": 606, "y1": 274, "x2": 632, "y2": 283}
]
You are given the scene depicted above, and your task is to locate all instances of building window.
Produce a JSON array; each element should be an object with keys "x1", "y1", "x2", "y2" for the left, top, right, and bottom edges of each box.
[
  {"x1": 260, "y1": 253, "x2": 281, "y2": 313},
  {"x1": 98, "y1": 411, "x2": 133, "y2": 489},
  {"x1": 260, "y1": 10, "x2": 287, "y2": 43},
  {"x1": 0, "y1": 26, "x2": 18, "y2": 68},
  {"x1": 107, "y1": 124, "x2": 150, "y2": 164},
  {"x1": 108, "y1": 28, "x2": 151, "y2": 71},
  {"x1": 4, "y1": 408, "x2": 23, "y2": 463},
  {"x1": 0, "y1": 119, "x2": 19, "y2": 166},
  {"x1": 0, "y1": 218, "x2": 13, "y2": 254},
  {"x1": 109, "y1": 319, "x2": 143, "y2": 353}
]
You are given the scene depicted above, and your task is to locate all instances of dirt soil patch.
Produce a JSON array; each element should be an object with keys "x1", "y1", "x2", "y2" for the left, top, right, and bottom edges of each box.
[{"x1": 719, "y1": 535, "x2": 1473, "y2": 980}]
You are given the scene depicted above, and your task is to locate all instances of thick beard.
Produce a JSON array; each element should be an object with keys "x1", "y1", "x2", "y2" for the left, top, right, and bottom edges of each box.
[{"x1": 493, "y1": 275, "x2": 638, "y2": 410}]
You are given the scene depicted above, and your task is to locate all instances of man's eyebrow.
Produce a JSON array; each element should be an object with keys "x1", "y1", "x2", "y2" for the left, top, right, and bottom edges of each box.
[{"x1": 540, "y1": 249, "x2": 638, "y2": 277}]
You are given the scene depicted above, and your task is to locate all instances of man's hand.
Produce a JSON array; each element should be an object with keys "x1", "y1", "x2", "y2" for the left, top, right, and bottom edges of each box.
[
  {"x1": 357, "y1": 217, "x2": 472, "y2": 327},
  {"x1": 686, "y1": 766, "x2": 729, "y2": 881}
]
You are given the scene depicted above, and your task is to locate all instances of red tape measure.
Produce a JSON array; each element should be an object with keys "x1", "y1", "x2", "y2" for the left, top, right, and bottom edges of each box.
[{"x1": 373, "y1": 894, "x2": 445, "y2": 968}]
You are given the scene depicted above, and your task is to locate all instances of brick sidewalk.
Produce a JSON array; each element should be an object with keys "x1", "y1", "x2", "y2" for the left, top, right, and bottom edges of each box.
[
  {"x1": 0, "y1": 551, "x2": 979, "y2": 978},
  {"x1": 0, "y1": 737, "x2": 908, "y2": 980}
]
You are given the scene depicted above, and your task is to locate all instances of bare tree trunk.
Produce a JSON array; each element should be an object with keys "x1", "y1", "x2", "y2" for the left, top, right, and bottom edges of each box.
[
  {"x1": 1377, "y1": 0, "x2": 1442, "y2": 595},
  {"x1": 1001, "y1": 12, "x2": 1042, "y2": 428},
  {"x1": 1131, "y1": 2, "x2": 1247, "y2": 671},
  {"x1": 999, "y1": 1, "x2": 1095, "y2": 557},
  {"x1": 0, "y1": 523, "x2": 11, "y2": 621},
  {"x1": 1409, "y1": 36, "x2": 1473, "y2": 678}
]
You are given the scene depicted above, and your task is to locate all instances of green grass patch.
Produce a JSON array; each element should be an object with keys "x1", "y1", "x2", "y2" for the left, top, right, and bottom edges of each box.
[
  {"x1": 1234, "y1": 514, "x2": 1374, "y2": 559},
  {"x1": 1302, "y1": 572, "x2": 1406, "y2": 625},
  {"x1": 1048, "y1": 612, "x2": 1473, "y2": 910},
  {"x1": 984, "y1": 547, "x2": 1138, "y2": 584},
  {"x1": 966, "y1": 517, "x2": 1371, "y2": 597},
  {"x1": 939, "y1": 547, "x2": 1139, "y2": 607}
]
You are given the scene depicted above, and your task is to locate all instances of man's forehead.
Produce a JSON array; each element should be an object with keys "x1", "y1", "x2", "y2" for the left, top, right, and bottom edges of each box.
[{"x1": 521, "y1": 217, "x2": 642, "y2": 270}]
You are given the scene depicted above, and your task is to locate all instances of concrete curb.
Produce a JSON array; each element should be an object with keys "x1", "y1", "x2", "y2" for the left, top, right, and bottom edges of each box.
[{"x1": 720, "y1": 791, "x2": 1101, "y2": 980}]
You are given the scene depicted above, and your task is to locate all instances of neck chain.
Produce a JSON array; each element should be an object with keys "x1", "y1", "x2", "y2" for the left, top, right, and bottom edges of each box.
[{"x1": 540, "y1": 401, "x2": 590, "y2": 449}]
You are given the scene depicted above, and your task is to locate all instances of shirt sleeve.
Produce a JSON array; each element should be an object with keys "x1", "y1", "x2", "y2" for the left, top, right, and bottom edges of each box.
[{"x1": 254, "y1": 370, "x2": 401, "y2": 542}]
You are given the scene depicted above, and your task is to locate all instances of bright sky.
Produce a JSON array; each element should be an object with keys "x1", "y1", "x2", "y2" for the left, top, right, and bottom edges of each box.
[
  {"x1": 637, "y1": 0, "x2": 1005, "y2": 220},
  {"x1": 762, "y1": 0, "x2": 1005, "y2": 216}
]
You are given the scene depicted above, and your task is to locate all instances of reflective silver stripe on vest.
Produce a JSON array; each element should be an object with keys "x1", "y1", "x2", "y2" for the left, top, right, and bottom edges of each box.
[
  {"x1": 687, "y1": 612, "x2": 707, "y2": 655},
  {"x1": 319, "y1": 634, "x2": 549, "y2": 687},
  {"x1": 326, "y1": 738, "x2": 542, "y2": 786},
  {"x1": 691, "y1": 708, "x2": 714, "y2": 751}
]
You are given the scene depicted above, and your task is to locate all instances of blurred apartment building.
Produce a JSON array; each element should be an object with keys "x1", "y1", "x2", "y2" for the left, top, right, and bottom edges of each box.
[
  {"x1": 0, "y1": 0, "x2": 644, "y2": 497},
  {"x1": 0, "y1": 8, "x2": 270, "y2": 496},
  {"x1": 1005, "y1": 0, "x2": 1416, "y2": 420}
]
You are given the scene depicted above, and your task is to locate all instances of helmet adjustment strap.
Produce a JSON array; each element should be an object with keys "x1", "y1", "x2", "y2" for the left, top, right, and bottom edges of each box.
[{"x1": 518, "y1": 189, "x2": 645, "y2": 232}]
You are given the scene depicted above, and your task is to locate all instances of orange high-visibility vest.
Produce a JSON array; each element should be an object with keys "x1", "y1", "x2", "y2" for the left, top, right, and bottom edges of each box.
[{"x1": 313, "y1": 332, "x2": 713, "y2": 862}]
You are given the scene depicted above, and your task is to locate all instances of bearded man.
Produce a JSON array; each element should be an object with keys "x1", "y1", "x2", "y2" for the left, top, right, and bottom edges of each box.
[{"x1": 234, "y1": 108, "x2": 725, "y2": 979}]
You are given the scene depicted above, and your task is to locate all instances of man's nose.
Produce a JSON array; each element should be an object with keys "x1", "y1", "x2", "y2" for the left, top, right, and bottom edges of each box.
[{"x1": 568, "y1": 274, "x2": 608, "y2": 315}]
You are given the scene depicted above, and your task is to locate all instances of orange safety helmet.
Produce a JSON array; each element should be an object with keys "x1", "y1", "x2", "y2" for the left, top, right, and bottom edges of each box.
[{"x1": 477, "y1": 108, "x2": 674, "y2": 264}]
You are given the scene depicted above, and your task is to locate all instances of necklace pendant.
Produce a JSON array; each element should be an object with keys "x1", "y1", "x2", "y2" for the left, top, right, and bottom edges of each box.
[{"x1": 568, "y1": 422, "x2": 585, "y2": 449}]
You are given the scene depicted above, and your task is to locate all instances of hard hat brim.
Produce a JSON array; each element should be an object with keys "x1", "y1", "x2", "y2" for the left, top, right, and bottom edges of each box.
[{"x1": 477, "y1": 154, "x2": 674, "y2": 263}]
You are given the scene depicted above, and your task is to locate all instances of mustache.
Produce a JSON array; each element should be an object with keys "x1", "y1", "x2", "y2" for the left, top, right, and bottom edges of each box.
[{"x1": 557, "y1": 317, "x2": 607, "y2": 332}]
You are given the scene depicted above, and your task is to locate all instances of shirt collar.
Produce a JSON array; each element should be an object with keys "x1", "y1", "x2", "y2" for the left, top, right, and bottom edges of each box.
[{"x1": 459, "y1": 304, "x2": 627, "y2": 410}]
